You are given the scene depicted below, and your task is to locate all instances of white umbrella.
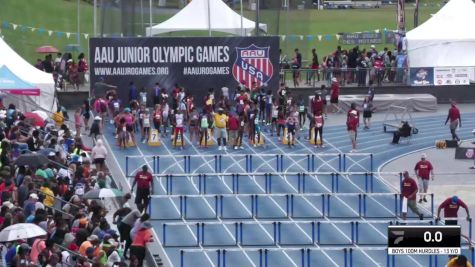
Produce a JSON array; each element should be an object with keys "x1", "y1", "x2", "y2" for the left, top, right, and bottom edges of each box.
[
  {"x1": 83, "y1": 188, "x2": 124, "y2": 199},
  {"x1": 0, "y1": 223, "x2": 47, "y2": 242},
  {"x1": 32, "y1": 110, "x2": 49, "y2": 121}
]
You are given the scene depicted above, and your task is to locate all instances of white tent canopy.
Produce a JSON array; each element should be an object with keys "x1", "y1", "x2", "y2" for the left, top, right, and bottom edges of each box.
[
  {"x1": 0, "y1": 38, "x2": 56, "y2": 111},
  {"x1": 406, "y1": 0, "x2": 475, "y2": 67},
  {"x1": 146, "y1": 0, "x2": 267, "y2": 36}
]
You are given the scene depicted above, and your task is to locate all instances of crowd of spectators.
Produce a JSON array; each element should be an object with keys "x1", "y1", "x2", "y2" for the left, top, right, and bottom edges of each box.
[
  {"x1": 35, "y1": 52, "x2": 89, "y2": 91},
  {"x1": 0, "y1": 102, "x2": 152, "y2": 266},
  {"x1": 280, "y1": 45, "x2": 408, "y2": 87}
]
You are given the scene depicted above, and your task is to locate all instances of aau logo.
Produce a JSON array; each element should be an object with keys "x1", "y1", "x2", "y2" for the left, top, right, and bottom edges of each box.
[{"x1": 232, "y1": 44, "x2": 274, "y2": 89}]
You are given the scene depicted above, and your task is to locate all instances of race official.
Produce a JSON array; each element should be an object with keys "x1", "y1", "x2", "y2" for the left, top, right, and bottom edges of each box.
[
  {"x1": 401, "y1": 171, "x2": 424, "y2": 220},
  {"x1": 414, "y1": 153, "x2": 434, "y2": 203},
  {"x1": 437, "y1": 196, "x2": 470, "y2": 225},
  {"x1": 131, "y1": 165, "x2": 153, "y2": 212}
]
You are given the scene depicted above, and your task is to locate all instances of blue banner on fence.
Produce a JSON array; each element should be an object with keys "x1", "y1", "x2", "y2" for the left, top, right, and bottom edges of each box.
[{"x1": 410, "y1": 67, "x2": 434, "y2": 86}]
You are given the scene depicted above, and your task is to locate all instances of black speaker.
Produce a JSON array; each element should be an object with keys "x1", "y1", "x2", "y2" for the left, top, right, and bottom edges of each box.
[{"x1": 445, "y1": 140, "x2": 459, "y2": 148}]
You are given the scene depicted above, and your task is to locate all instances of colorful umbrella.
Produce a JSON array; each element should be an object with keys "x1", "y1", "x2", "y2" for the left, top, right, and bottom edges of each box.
[
  {"x1": 83, "y1": 188, "x2": 124, "y2": 199},
  {"x1": 32, "y1": 110, "x2": 49, "y2": 121},
  {"x1": 36, "y1": 46, "x2": 59, "y2": 53},
  {"x1": 0, "y1": 223, "x2": 47, "y2": 242},
  {"x1": 23, "y1": 112, "x2": 46, "y2": 127}
]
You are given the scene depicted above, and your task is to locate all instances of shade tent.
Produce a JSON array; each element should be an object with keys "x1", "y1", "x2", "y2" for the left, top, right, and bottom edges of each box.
[
  {"x1": 145, "y1": 0, "x2": 267, "y2": 36},
  {"x1": 406, "y1": 0, "x2": 475, "y2": 68},
  {"x1": 0, "y1": 66, "x2": 40, "y2": 96},
  {"x1": 0, "y1": 38, "x2": 56, "y2": 111}
]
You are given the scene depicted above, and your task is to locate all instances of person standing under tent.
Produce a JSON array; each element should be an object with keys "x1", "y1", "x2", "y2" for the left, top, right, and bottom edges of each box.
[
  {"x1": 314, "y1": 110, "x2": 324, "y2": 148},
  {"x1": 445, "y1": 101, "x2": 461, "y2": 142},
  {"x1": 131, "y1": 165, "x2": 153, "y2": 213},
  {"x1": 214, "y1": 108, "x2": 228, "y2": 151},
  {"x1": 173, "y1": 110, "x2": 185, "y2": 149},
  {"x1": 401, "y1": 171, "x2": 424, "y2": 220},
  {"x1": 414, "y1": 153, "x2": 434, "y2": 203},
  {"x1": 346, "y1": 110, "x2": 359, "y2": 152}
]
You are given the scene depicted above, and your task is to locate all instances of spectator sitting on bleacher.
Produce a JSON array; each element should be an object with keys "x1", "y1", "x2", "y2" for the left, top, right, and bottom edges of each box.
[{"x1": 391, "y1": 121, "x2": 411, "y2": 144}]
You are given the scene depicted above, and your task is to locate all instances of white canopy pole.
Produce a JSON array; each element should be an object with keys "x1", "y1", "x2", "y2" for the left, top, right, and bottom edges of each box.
[{"x1": 207, "y1": 0, "x2": 211, "y2": 36}]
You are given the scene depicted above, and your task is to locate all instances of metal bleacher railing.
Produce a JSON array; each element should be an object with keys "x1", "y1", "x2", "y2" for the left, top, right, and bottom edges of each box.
[{"x1": 280, "y1": 67, "x2": 410, "y2": 88}]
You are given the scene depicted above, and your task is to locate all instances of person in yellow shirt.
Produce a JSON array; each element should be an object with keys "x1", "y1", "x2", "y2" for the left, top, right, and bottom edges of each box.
[
  {"x1": 213, "y1": 108, "x2": 228, "y2": 151},
  {"x1": 52, "y1": 107, "x2": 65, "y2": 127},
  {"x1": 40, "y1": 182, "x2": 55, "y2": 208},
  {"x1": 447, "y1": 255, "x2": 472, "y2": 267}
]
